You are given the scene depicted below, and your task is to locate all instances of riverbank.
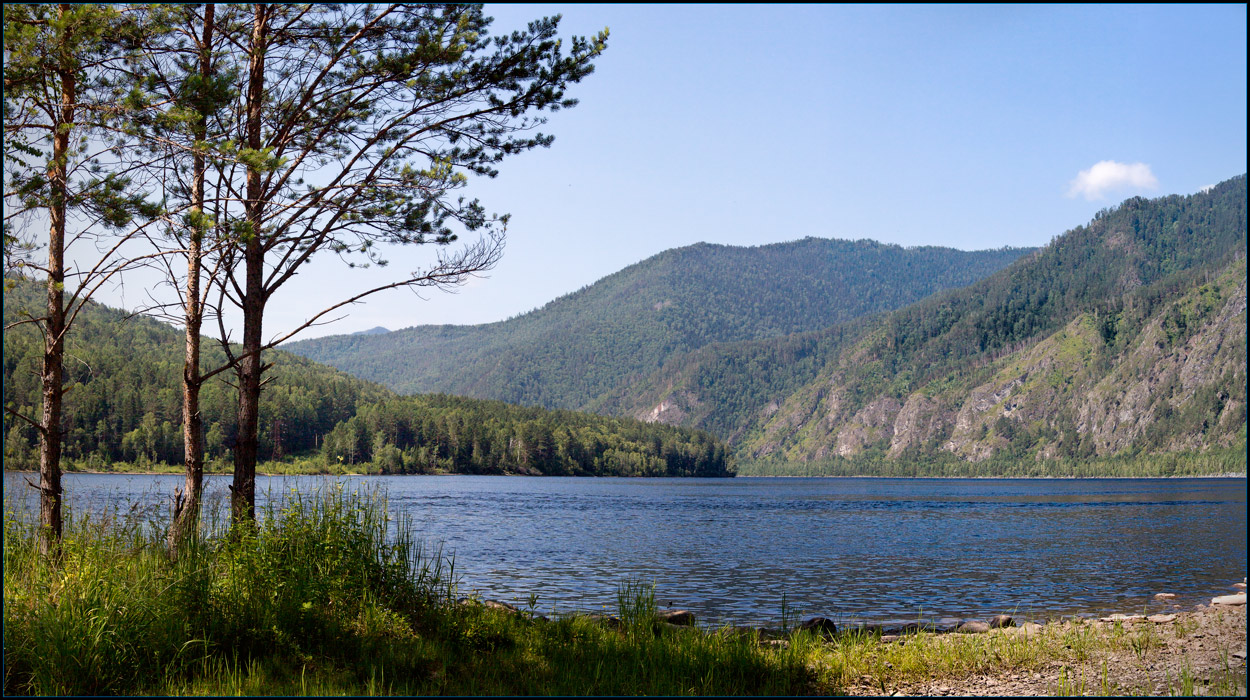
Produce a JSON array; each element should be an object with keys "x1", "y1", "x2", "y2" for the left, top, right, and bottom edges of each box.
[{"x1": 818, "y1": 598, "x2": 1247, "y2": 696}]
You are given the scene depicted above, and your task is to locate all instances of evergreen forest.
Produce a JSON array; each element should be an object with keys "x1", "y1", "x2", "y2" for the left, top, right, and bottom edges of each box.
[{"x1": 1, "y1": 282, "x2": 731, "y2": 477}]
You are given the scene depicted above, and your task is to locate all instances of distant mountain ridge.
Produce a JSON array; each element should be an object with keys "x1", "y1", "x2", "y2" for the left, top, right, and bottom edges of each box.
[
  {"x1": 285, "y1": 238, "x2": 1033, "y2": 410},
  {"x1": 607, "y1": 175, "x2": 1247, "y2": 469}
]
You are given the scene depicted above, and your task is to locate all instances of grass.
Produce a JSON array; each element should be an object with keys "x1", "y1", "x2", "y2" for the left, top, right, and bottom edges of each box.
[{"x1": 3, "y1": 485, "x2": 816, "y2": 696}]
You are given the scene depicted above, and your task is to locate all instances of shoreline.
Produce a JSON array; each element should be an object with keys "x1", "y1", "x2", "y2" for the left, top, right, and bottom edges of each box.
[
  {"x1": 466, "y1": 577, "x2": 1250, "y2": 634},
  {"x1": 466, "y1": 589, "x2": 1247, "y2": 697}
]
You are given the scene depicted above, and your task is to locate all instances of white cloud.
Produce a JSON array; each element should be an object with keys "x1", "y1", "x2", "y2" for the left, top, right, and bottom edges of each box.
[
  {"x1": 1199, "y1": 184, "x2": 1215, "y2": 193},
  {"x1": 1066, "y1": 161, "x2": 1159, "y2": 201}
]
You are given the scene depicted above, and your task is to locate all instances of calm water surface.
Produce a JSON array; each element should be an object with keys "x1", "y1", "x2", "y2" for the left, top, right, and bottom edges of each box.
[{"x1": 4, "y1": 473, "x2": 1245, "y2": 627}]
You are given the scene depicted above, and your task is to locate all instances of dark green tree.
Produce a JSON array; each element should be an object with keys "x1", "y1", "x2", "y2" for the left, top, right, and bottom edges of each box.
[
  {"x1": 3, "y1": 3, "x2": 162, "y2": 553},
  {"x1": 209, "y1": 4, "x2": 607, "y2": 522},
  {"x1": 123, "y1": 3, "x2": 244, "y2": 550}
]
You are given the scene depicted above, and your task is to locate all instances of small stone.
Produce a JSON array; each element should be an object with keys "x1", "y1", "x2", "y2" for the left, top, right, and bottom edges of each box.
[
  {"x1": 798, "y1": 616, "x2": 838, "y2": 637},
  {"x1": 956, "y1": 620, "x2": 991, "y2": 634},
  {"x1": 1231, "y1": 650, "x2": 1246, "y2": 661},
  {"x1": 1212, "y1": 593, "x2": 1247, "y2": 606},
  {"x1": 657, "y1": 609, "x2": 695, "y2": 626},
  {"x1": 483, "y1": 599, "x2": 519, "y2": 613},
  {"x1": 989, "y1": 614, "x2": 1014, "y2": 628},
  {"x1": 880, "y1": 634, "x2": 901, "y2": 643},
  {"x1": 1100, "y1": 614, "x2": 1145, "y2": 623},
  {"x1": 1154, "y1": 592, "x2": 1178, "y2": 600},
  {"x1": 1007, "y1": 622, "x2": 1043, "y2": 637},
  {"x1": 1147, "y1": 614, "x2": 1178, "y2": 623},
  {"x1": 1234, "y1": 583, "x2": 1247, "y2": 590}
]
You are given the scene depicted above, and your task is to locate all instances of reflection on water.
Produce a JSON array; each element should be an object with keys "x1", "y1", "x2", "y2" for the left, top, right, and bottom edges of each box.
[{"x1": 4, "y1": 473, "x2": 1245, "y2": 627}]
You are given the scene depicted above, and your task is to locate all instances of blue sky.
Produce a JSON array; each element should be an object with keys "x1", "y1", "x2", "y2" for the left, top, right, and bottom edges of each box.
[{"x1": 107, "y1": 4, "x2": 1250, "y2": 338}]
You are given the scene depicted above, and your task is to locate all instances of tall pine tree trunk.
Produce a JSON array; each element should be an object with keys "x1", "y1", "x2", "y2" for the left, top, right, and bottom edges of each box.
[
  {"x1": 231, "y1": 3, "x2": 268, "y2": 525},
  {"x1": 170, "y1": 4, "x2": 215, "y2": 549},
  {"x1": 38, "y1": 6, "x2": 76, "y2": 556}
]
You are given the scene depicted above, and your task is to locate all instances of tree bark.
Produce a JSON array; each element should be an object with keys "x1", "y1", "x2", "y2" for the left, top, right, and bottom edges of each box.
[
  {"x1": 171, "y1": 4, "x2": 215, "y2": 550},
  {"x1": 38, "y1": 4, "x2": 77, "y2": 556},
  {"x1": 231, "y1": 3, "x2": 268, "y2": 525}
]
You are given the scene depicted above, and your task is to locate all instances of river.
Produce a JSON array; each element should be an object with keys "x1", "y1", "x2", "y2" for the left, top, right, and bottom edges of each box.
[{"x1": 4, "y1": 473, "x2": 1245, "y2": 627}]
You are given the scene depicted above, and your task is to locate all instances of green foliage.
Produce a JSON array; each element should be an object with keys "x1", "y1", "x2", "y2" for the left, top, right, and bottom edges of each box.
[
  {"x1": 3, "y1": 3, "x2": 161, "y2": 236},
  {"x1": 288, "y1": 239, "x2": 1032, "y2": 410},
  {"x1": 2, "y1": 484, "x2": 448, "y2": 696},
  {"x1": 321, "y1": 394, "x2": 733, "y2": 478}
]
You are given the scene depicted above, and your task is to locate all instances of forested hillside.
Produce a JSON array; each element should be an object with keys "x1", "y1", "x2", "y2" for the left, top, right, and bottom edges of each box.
[
  {"x1": 2, "y1": 283, "x2": 732, "y2": 477},
  {"x1": 3, "y1": 282, "x2": 389, "y2": 468},
  {"x1": 609, "y1": 175, "x2": 1247, "y2": 472},
  {"x1": 285, "y1": 239, "x2": 1031, "y2": 409}
]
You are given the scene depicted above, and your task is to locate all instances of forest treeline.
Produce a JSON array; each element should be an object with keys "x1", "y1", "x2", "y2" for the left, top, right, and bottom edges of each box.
[
  {"x1": 324, "y1": 395, "x2": 731, "y2": 477},
  {"x1": 2, "y1": 282, "x2": 732, "y2": 477},
  {"x1": 287, "y1": 239, "x2": 1032, "y2": 409}
]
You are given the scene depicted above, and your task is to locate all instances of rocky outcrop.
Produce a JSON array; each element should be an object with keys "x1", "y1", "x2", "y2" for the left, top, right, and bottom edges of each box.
[
  {"x1": 1078, "y1": 275, "x2": 1246, "y2": 456},
  {"x1": 834, "y1": 397, "x2": 902, "y2": 457},
  {"x1": 889, "y1": 394, "x2": 955, "y2": 457},
  {"x1": 944, "y1": 315, "x2": 1100, "y2": 461}
]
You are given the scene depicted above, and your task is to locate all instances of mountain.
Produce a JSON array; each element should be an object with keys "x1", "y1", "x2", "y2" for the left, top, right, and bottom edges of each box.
[
  {"x1": 285, "y1": 239, "x2": 1032, "y2": 410},
  {"x1": 2, "y1": 281, "x2": 732, "y2": 477},
  {"x1": 606, "y1": 175, "x2": 1247, "y2": 471},
  {"x1": 353, "y1": 326, "x2": 391, "y2": 336}
]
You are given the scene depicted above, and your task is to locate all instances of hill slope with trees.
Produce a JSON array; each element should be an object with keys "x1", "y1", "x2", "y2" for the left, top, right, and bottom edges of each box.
[
  {"x1": 605, "y1": 176, "x2": 1247, "y2": 473},
  {"x1": 285, "y1": 239, "x2": 1031, "y2": 410},
  {"x1": 2, "y1": 283, "x2": 731, "y2": 477}
]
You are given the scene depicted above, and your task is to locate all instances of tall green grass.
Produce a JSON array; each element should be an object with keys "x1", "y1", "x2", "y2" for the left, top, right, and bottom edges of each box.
[{"x1": 3, "y1": 484, "x2": 816, "y2": 696}]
